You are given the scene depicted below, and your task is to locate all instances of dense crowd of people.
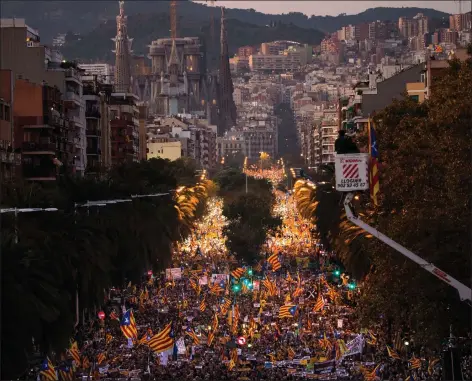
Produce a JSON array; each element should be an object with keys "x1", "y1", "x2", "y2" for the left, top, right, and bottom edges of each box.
[{"x1": 36, "y1": 168, "x2": 469, "y2": 381}]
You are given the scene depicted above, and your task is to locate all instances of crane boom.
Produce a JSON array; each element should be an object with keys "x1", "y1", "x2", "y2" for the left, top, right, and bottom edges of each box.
[
  {"x1": 170, "y1": 0, "x2": 177, "y2": 39},
  {"x1": 343, "y1": 192, "x2": 472, "y2": 302}
]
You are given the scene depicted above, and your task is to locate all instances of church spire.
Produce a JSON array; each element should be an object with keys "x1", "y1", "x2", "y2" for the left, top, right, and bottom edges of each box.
[
  {"x1": 217, "y1": 7, "x2": 237, "y2": 135},
  {"x1": 113, "y1": 0, "x2": 132, "y2": 93}
]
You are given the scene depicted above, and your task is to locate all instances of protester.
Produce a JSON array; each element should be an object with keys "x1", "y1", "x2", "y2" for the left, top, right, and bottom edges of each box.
[{"x1": 37, "y1": 167, "x2": 468, "y2": 381}]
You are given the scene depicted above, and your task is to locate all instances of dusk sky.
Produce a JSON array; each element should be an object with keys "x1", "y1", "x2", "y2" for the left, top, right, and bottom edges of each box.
[{"x1": 195, "y1": 1, "x2": 470, "y2": 16}]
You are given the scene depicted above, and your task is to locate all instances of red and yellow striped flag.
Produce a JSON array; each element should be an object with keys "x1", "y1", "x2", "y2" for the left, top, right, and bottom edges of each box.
[
  {"x1": 267, "y1": 253, "x2": 282, "y2": 271},
  {"x1": 368, "y1": 118, "x2": 380, "y2": 206},
  {"x1": 148, "y1": 323, "x2": 174, "y2": 353}
]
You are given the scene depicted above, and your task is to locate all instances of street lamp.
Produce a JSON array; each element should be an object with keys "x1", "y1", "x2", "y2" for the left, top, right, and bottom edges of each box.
[{"x1": 244, "y1": 156, "x2": 248, "y2": 194}]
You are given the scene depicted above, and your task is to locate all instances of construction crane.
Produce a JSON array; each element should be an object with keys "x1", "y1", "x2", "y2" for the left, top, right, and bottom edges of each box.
[
  {"x1": 170, "y1": 0, "x2": 177, "y2": 39},
  {"x1": 209, "y1": 0, "x2": 215, "y2": 44}
]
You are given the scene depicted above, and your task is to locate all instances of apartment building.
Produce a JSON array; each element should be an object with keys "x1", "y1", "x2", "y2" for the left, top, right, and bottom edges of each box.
[
  {"x1": 216, "y1": 129, "x2": 246, "y2": 158},
  {"x1": 78, "y1": 63, "x2": 114, "y2": 84},
  {"x1": 16, "y1": 82, "x2": 75, "y2": 181},
  {"x1": 147, "y1": 138, "x2": 182, "y2": 161},
  {"x1": 0, "y1": 69, "x2": 21, "y2": 179},
  {"x1": 82, "y1": 76, "x2": 113, "y2": 175},
  {"x1": 0, "y1": 19, "x2": 65, "y2": 91},
  {"x1": 399, "y1": 14, "x2": 429, "y2": 39},
  {"x1": 63, "y1": 66, "x2": 86, "y2": 175},
  {"x1": 449, "y1": 12, "x2": 472, "y2": 31},
  {"x1": 238, "y1": 46, "x2": 256, "y2": 57},
  {"x1": 233, "y1": 87, "x2": 250, "y2": 106},
  {"x1": 249, "y1": 54, "x2": 301, "y2": 72},
  {"x1": 147, "y1": 116, "x2": 217, "y2": 169},
  {"x1": 109, "y1": 92, "x2": 140, "y2": 165}
]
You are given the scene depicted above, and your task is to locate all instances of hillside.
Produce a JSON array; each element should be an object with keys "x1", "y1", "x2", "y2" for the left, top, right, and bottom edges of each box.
[
  {"x1": 2, "y1": 1, "x2": 450, "y2": 43},
  {"x1": 61, "y1": 16, "x2": 325, "y2": 67}
]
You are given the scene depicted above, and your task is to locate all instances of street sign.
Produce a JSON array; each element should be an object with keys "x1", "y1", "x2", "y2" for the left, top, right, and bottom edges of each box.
[{"x1": 334, "y1": 154, "x2": 369, "y2": 192}]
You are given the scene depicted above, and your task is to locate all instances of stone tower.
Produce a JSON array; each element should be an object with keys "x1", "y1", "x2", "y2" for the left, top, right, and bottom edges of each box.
[
  {"x1": 217, "y1": 7, "x2": 237, "y2": 136},
  {"x1": 112, "y1": 1, "x2": 133, "y2": 93}
]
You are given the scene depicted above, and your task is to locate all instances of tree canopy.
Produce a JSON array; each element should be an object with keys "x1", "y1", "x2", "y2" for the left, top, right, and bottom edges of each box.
[
  {"x1": 215, "y1": 168, "x2": 281, "y2": 264},
  {"x1": 293, "y1": 58, "x2": 472, "y2": 346},
  {"x1": 1, "y1": 158, "x2": 210, "y2": 379}
]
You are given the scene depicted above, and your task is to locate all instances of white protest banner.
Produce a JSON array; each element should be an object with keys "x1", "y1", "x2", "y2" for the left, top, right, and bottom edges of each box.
[
  {"x1": 199, "y1": 275, "x2": 208, "y2": 285},
  {"x1": 166, "y1": 268, "x2": 182, "y2": 280},
  {"x1": 341, "y1": 334, "x2": 364, "y2": 359},
  {"x1": 337, "y1": 319, "x2": 343, "y2": 328},
  {"x1": 176, "y1": 337, "x2": 186, "y2": 355},
  {"x1": 211, "y1": 274, "x2": 229, "y2": 284}
]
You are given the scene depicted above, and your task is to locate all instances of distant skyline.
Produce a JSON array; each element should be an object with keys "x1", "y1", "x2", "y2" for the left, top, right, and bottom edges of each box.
[{"x1": 195, "y1": 1, "x2": 471, "y2": 16}]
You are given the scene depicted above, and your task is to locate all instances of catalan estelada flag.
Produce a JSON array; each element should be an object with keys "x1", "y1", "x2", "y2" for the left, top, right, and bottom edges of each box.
[
  {"x1": 68, "y1": 341, "x2": 81, "y2": 366},
  {"x1": 40, "y1": 358, "x2": 58, "y2": 381},
  {"x1": 57, "y1": 363, "x2": 74, "y2": 381},
  {"x1": 120, "y1": 310, "x2": 138, "y2": 340},
  {"x1": 313, "y1": 293, "x2": 325, "y2": 312},
  {"x1": 267, "y1": 253, "x2": 282, "y2": 271},
  {"x1": 368, "y1": 119, "x2": 380, "y2": 206},
  {"x1": 231, "y1": 267, "x2": 245, "y2": 279},
  {"x1": 207, "y1": 331, "x2": 215, "y2": 346},
  {"x1": 386, "y1": 345, "x2": 401, "y2": 360},
  {"x1": 185, "y1": 327, "x2": 200, "y2": 345},
  {"x1": 278, "y1": 304, "x2": 297, "y2": 318},
  {"x1": 148, "y1": 323, "x2": 174, "y2": 353},
  {"x1": 409, "y1": 356, "x2": 422, "y2": 369}
]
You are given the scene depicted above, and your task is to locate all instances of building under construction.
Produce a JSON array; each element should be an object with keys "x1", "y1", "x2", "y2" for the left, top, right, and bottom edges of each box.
[{"x1": 148, "y1": 37, "x2": 205, "y2": 115}]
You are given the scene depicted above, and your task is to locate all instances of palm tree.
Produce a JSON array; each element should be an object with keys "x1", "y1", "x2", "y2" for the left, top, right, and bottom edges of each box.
[{"x1": 292, "y1": 178, "x2": 374, "y2": 279}]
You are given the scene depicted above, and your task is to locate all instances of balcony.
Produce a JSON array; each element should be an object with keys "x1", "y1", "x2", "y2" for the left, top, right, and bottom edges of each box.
[
  {"x1": 86, "y1": 128, "x2": 101, "y2": 137},
  {"x1": 23, "y1": 164, "x2": 57, "y2": 181},
  {"x1": 110, "y1": 118, "x2": 134, "y2": 129},
  {"x1": 70, "y1": 115, "x2": 83, "y2": 126},
  {"x1": 22, "y1": 142, "x2": 56, "y2": 155},
  {"x1": 85, "y1": 109, "x2": 101, "y2": 119},
  {"x1": 0, "y1": 151, "x2": 21, "y2": 164},
  {"x1": 65, "y1": 92, "x2": 82, "y2": 107},
  {"x1": 65, "y1": 68, "x2": 82, "y2": 85},
  {"x1": 86, "y1": 146, "x2": 101, "y2": 155}
]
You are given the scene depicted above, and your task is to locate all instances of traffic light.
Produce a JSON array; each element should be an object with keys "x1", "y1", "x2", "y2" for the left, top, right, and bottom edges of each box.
[
  {"x1": 348, "y1": 282, "x2": 356, "y2": 290},
  {"x1": 333, "y1": 270, "x2": 341, "y2": 277}
]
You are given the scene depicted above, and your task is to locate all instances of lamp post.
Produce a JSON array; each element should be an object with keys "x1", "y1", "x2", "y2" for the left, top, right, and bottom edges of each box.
[{"x1": 244, "y1": 157, "x2": 248, "y2": 194}]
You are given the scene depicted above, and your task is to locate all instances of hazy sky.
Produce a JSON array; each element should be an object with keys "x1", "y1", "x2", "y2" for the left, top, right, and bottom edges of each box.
[{"x1": 195, "y1": 1, "x2": 470, "y2": 16}]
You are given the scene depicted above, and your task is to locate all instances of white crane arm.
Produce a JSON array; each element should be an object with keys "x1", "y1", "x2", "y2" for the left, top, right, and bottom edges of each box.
[{"x1": 343, "y1": 193, "x2": 472, "y2": 302}]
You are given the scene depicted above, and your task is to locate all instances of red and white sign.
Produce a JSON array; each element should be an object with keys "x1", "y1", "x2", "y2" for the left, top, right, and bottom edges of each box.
[
  {"x1": 335, "y1": 154, "x2": 369, "y2": 192},
  {"x1": 98, "y1": 311, "x2": 106, "y2": 320},
  {"x1": 237, "y1": 336, "x2": 246, "y2": 345},
  {"x1": 342, "y1": 163, "x2": 359, "y2": 179}
]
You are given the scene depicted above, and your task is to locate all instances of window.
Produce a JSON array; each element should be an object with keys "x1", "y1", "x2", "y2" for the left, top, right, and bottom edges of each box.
[
  {"x1": 410, "y1": 95, "x2": 419, "y2": 102},
  {"x1": 4, "y1": 105, "x2": 9, "y2": 121}
]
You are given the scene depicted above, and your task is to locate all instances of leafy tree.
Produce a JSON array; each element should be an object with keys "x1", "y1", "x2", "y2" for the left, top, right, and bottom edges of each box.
[
  {"x1": 223, "y1": 193, "x2": 282, "y2": 264},
  {"x1": 357, "y1": 59, "x2": 472, "y2": 346},
  {"x1": 0, "y1": 158, "x2": 209, "y2": 379},
  {"x1": 215, "y1": 168, "x2": 281, "y2": 264},
  {"x1": 292, "y1": 59, "x2": 471, "y2": 346}
]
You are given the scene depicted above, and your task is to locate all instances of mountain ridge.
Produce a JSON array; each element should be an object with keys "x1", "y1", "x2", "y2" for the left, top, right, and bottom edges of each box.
[{"x1": 1, "y1": 1, "x2": 449, "y2": 42}]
